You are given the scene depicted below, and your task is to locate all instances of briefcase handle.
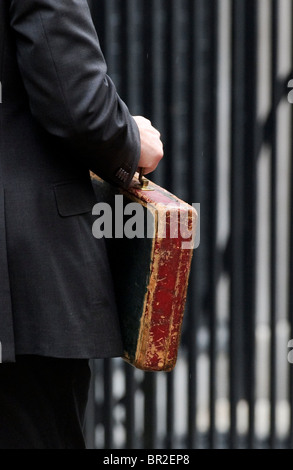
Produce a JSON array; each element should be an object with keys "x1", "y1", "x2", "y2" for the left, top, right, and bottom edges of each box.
[{"x1": 135, "y1": 167, "x2": 154, "y2": 191}]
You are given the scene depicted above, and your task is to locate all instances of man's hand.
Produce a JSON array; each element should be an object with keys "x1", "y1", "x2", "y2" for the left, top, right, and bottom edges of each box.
[{"x1": 133, "y1": 116, "x2": 164, "y2": 175}]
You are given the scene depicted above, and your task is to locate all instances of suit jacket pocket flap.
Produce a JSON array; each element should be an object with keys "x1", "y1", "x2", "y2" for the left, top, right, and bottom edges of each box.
[{"x1": 54, "y1": 181, "x2": 96, "y2": 217}]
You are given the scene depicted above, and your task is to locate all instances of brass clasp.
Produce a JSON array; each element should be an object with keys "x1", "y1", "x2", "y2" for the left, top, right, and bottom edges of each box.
[{"x1": 135, "y1": 168, "x2": 154, "y2": 191}]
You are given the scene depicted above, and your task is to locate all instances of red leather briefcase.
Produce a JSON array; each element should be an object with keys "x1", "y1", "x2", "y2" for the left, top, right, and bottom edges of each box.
[{"x1": 91, "y1": 172, "x2": 198, "y2": 372}]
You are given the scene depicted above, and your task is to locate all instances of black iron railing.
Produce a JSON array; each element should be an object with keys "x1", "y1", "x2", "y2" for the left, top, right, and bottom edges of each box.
[{"x1": 86, "y1": 0, "x2": 293, "y2": 449}]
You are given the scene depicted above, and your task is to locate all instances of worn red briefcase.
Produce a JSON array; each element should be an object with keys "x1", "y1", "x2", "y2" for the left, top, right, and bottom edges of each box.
[{"x1": 91, "y1": 172, "x2": 198, "y2": 372}]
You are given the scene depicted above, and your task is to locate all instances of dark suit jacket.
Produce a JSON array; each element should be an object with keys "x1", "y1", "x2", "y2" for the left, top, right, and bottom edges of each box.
[{"x1": 0, "y1": 0, "x2": 140, "y2": 362}]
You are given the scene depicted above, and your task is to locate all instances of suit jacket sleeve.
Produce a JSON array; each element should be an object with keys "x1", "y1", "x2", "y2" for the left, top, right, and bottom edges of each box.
[{"x1": 8, "y1": 0, "x2": 140, "y2": 188}]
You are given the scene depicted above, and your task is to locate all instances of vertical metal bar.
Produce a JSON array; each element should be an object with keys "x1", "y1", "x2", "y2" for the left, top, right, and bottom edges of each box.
[
  {"x1": 289, "y1": 9, "x2": 293, "y2": 451},
  {"x1": 191, "y1": 0, "x2": 207, "y2": 448},
  {"x1": 243, "y1": 0, "x2": 258, "y2": 449},
  {"x1": 151, "y1": 0, "x2": 168, "y2": 187},
  {"x1": 169, "y1": 0, "x2": 191, "y2": 201},
  {"x1": 166, "y1": 371, "x2": 175, "y2": 449},
  {"x1": 230, "y1": 0, "x2": 246, "y2": 449},
  {"x1": 102, "y1": 0, "x2": 126, "y2": 98},
  {"x1": 162, "y1": 2, "x2": 174, "y2": 191},
  {"x1": 190, "y1": 0, "x2": 218, "y2": 449},
  {"x1": 269, "y1": 0, "x2": 279, "y2": 450},
  {"x1": 208, "y1": 0, "x2": 219, "y2": 450},
  {"x1": 84, "y1": 360, "x2": 96, "y2": 449},
  {"x1": 125, "y1": 364, "x2": 136, "y2": 449},
  {"x1": 186, "y1": 1, "x2": 198, "y2": 449},
  {"x1": 289, "y1": 119, "x2": 293, "y2": 448},
  {"x1": 163, "y1": 2, "x2": 176, "y2": 447},
  {"x1": 289, "y1": 135, "x2": 293, "y2": 442},
  {"x1": 104, "y1": 359, "x2": 114, "y2": 449},
  {"x1": 126, "y1": 0, "x2": 144, "y2": 112},
  {"x1": 89, "y1": 0, "x2": 105, "y2": 44},
  {"x1": 187, "y1": 265, "x2": 198, "y2": 449},
  {"x1": 142, "y1": 0, "x2": 154, "y2": 120},
  {"x1": 186, "y1": 0, "x2": 200, "y2": 433},
  {"x1": 143, "y1": 373, "x2": 157, "y2": 449},
  {"x1": 163, "y1": 0, "x2": 195, "y2": 448}
]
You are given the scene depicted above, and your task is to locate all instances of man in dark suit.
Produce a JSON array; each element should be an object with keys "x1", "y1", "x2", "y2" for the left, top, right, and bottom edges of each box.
[{"x1": 0, "y1": 0, "x2": 163, "y2": 449}]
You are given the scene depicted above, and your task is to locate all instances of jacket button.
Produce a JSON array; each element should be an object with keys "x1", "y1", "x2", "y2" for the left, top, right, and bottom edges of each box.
[{"x1": 115, "y1": 168, "x2": 129, "y2": 182}]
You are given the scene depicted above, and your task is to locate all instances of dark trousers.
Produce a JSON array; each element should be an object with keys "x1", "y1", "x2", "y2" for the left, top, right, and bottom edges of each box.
[{"x1": 0, "y1": 356, "x2": 91, "y2": 449}]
